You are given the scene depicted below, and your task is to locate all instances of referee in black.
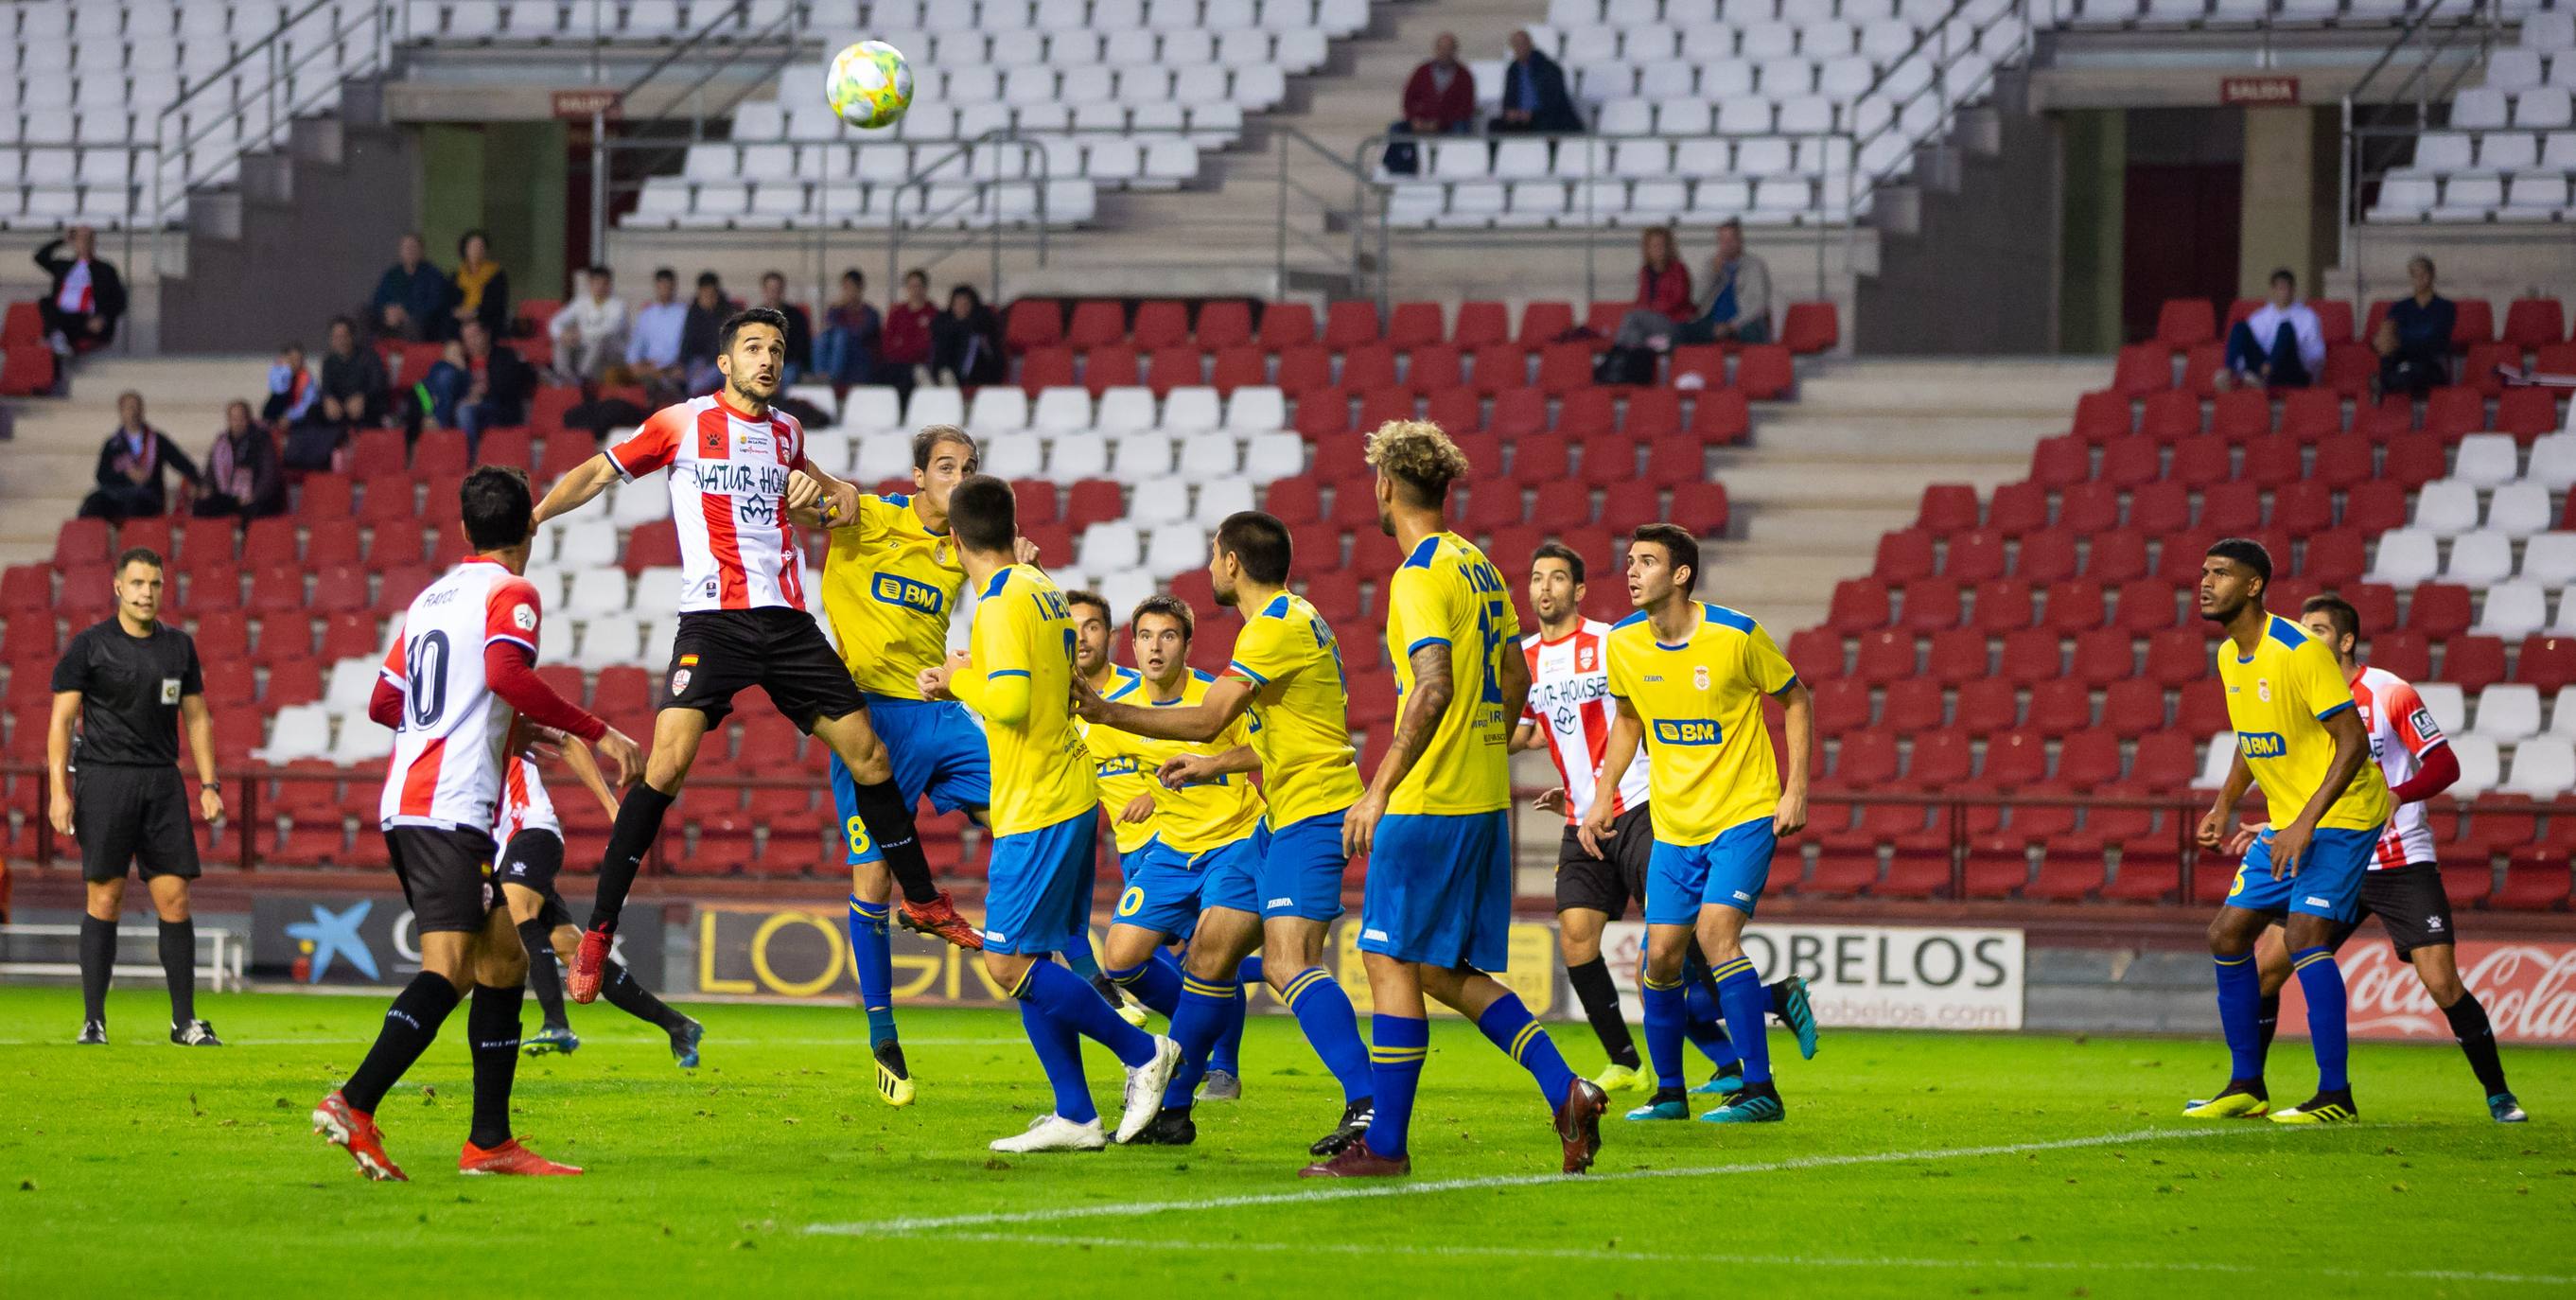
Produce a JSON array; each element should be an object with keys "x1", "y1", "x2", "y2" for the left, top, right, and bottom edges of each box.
[{"x1": 48, "y1": 547, "x2": 227, "y2": 1045}]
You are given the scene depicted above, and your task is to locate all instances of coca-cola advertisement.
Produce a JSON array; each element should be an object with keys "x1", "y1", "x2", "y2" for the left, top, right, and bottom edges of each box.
[{"x1": 2279, "y1": 940, "x2": 2576, "y2": 1044}]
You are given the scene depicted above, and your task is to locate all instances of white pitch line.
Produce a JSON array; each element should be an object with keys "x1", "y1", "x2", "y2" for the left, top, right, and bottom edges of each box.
[
  {"x1": 0, "y1": 1035, "x2": 1021, "y2": 1047},
  {"x1": 891, "y1": 1231, "x2": 2576, "y2": 1288},
  {"x1": 808, "y1": 1124, "x2": 2283, "y2": 1237}
]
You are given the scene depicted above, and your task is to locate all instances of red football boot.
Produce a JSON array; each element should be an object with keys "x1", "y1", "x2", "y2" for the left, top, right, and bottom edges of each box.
[
  {"x1": 1297, "y1": 1139, "x2": 1411, "y2": 1178},
  {"x1": 311, "y1": 1090, "x2": 406, "y2": 1182},
  {"x1": 567, "y1": 927, "x2": 610, "y2": 1004},
  {"x1": 1555, "y1": 1078, "x2": 1607, "y2": 1174},
  {"x1": 459, "y1": 1138, "x2": 586, "y2": 1176},
  {"x1": 897, "y1": 890, "x2": 985, "y2": 950}
]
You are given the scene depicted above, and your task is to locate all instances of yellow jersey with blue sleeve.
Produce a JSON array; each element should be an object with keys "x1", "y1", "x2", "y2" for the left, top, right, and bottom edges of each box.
[
  {"x1": 1077, "y1": 666, "x2": 1153, "y2": 854},
  {"x1": 1222, "y1": 590, "x2": 1364, "y2": 827},
  {"x1": 1079, "y1": 669, "x2": 1266, "y2": 857},
  {"x1": 823, "y1": 493, "x2": 965, "y2": 699},
  {"x1": 2217, "y1": 614, "x2": 2392, "y2": 833},
  {"x1": 956, "y1": 564, "x2": 1095, "y2": 837},
  {"x1": 1381, "y1": 532, "x2": 1520, "y2": 817},
  {"x1": 1604, "y1": 603, "x2": 1797, "y2": 847}
]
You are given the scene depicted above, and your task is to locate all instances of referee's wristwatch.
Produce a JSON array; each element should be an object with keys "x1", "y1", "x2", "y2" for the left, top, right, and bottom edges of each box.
[{"x1": 200, "y1": 780, "x2": 222, "y2": 793}]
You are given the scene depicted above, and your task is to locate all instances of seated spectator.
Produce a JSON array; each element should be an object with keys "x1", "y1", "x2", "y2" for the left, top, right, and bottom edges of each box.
[
  {"x1": 36, "y1": 224, "x2": 127, "y2": 355},
  {"x1": 79, "y1": 392, "x2": 198, "y2": 521},
  {"x1": 195, "y1": 400, "x2": 285, "y2": 520},
  {"x1": 371, "y1": 232, "x2": 452, "y2": 343},
  {"x1": 622, "y1": 266, "x2": 688, "y2": 393},
  {"x1": 549, "y1": 264, "x2": 629, "y2": 384},
  {"x1": 1673, "y1": 219, "x2": 1773, "y2": 345},
  {"x1": 1491, "y1": 29, "x2": 1583, "y2": 134},
  {"x1": 815, "y1": 268, "x2": 882, "y2": 387},
  {"x1": 449, "y1": 229, "x2": 511, "y2": 340},
  {"x1": 1386, "y1": 33, "x2": 1476, "y2": 174},
  {"x1": 262, "y1": 342, "x2": 319, "y2": 425},
  {"x1": 2375, "y1": 254, "x2": 2454, "y2": 397},
  {"x1": 454, "y1": 319, "x2": 534, "y2": 459},
  {"x1": 2217, "y1": 267, "x2": 2325, "y2": 392},
  {"x1": 318, "y1": 316, "x2": 390, "y2": 429},
  {"x1": 680, "y1": 272, "x2": 738, "y2": 395},
  {"x1": 932, "y1": 284, "x2": 1008, "y2": 387},
  {"x1": 757, "y1": 271, "x2": 815, "y2": 384},
  {"x1": 1613, "y1": 225, "x2": 1696, "y2": 347},
  {"x1": 415, "y1": 340, "x2": 471, "y2": 432},
  {"x1": 877, "y1": 268, "x2": 938, "y2": 397}
]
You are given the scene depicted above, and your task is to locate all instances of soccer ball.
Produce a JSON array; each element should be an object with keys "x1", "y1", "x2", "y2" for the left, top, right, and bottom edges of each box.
[{"x1": 826, "y1": 40, "x2": 912, "y2": 130}]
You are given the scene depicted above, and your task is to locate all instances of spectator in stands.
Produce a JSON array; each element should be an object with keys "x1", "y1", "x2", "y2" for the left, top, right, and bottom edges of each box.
[
  {"x1": 35, "y1": 224, "x2": 126, "y2": 355},
  {"x1": 932, "y1": 285, "x2": 1008, "y2": 387},
  {"x1": 370, "y1": 232, "x2": 452, "y2": 343},
  {"x1": 1386, "y1": 32, "x2": 1476, "y2": 174},
  {"x1": 815, "y1": 268, "x2": 881, "y2": 387},
  {"x1": 453, "y1": 319, "x2": 534, "y2": 459},
  {"x1": 1673, "y1": 219, "x2": 1773, "y2": 345},
  {"x1": 679, "y1": 272, "x2": 737, "y2": 395},
  {"x1": 1490, "y1": 29, "x2": 1582, "y2": 135},
  {"x1": 877, "y1": 268, "x2": 938, "y2": 396},
  {"x1": 416, "y1": 339, "x2": 470, "y2": 432},
  {"x1": 449, "y1": 228, "x2": 512, "y2": 340},
  {"x1": 757, "y1": 271, "x2": 816, "y2": 384},
  {"x1": 1612, "y1": 225, "x2": 1696, "y2": 347},
  {"x1": 2216, "y1": 268, "x2": 2325, "y2": 392},
  {"x1": 2374, "y1": 254, "x2": 2455, "y2": 397},
  {"x1": 318, "y1": 316, "x2": 391, "y2": 430},
  {"x1": 262, "y1": 342, "x2": 319, "y2": 426},
  {"x1": 79, "y1": 393, "x2": 198, "y2": 521},
  {"x1": 623, "y1": 266, "x2": 688, "y2": 392},
  {"x1": 548, "y1": 265, "x2": 629, "y2": 385},
  {"x1": 194, "y1": 400, "x2": 284, "y2": 520}
]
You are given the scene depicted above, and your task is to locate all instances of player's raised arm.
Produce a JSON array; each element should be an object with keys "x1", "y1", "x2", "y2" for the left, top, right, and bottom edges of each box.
[
  {"x1": 1157, "y1": 744, "x2": 1258, "y2": 788},
  {"x1": 531, "y1": 452, "x2": 620, "y2": 527},
  {"x1": 1076, "y1": 670, "x2": 1252, "y2": 743}
]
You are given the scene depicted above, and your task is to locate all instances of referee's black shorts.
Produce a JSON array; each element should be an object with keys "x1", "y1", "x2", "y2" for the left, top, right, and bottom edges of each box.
[
  {"x1": 662, "y1": 607, "x2": 864, "y2": 730},
  {"x1": 1555, "y1": 802, "x2": 1656, "y2": 920},
  {"x1": 74, "y1": 764, "x2": 200, "y2": 884}
]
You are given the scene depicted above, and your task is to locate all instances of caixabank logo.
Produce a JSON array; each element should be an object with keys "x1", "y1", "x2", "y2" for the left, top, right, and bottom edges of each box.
[{"x1": 254, "y1": 895, "x2": 664, "y2": 988}]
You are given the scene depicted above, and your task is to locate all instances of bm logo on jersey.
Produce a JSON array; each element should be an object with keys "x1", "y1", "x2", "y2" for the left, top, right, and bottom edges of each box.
[
  {"x1": 871, "y1": 573, "x2": 946, "y2": 616},
  {"x1": 2238, "y1": 731, "x2": 2288, "y2": 759},
  {"x1": 1655, "y1": 718, "x2": 1724, "y2": 746},
  {"x1": 1097, "y1": 755, "x2": 1141, "y2": 778}
]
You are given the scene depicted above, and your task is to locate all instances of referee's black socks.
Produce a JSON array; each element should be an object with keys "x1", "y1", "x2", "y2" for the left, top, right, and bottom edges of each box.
[
  {"x1": 843, "y1": 777, "x2": 943, "y2": 905},
  {"x1": 589, "y1": 784, "x2": 677, "y2": 934},
  {"x1": 467, "y1": 984, "x2": 525, "y2": 1149},
  {"x1": 2442, "y1": 990, "x2": 2512, "y2": 1098},
  {"x1": 79, "y1": 915, "x2": 115, "y2": 1025},
  {"x1": 343, "y1": 974, "x2": 463, "y2": 1115},
  {"x1": 159, "y1": 917, "x2": 196, "y2": 1026}
]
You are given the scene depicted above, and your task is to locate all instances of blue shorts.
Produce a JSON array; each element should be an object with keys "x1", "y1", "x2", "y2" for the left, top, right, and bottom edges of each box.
[
  {"x1": 1114, "y1": 827, "x2": 1266, "y2": 939},
  {"x1": 981, "y1": 808, "x2": 1098, "y2": 957},
  {"x1": 1259, "y1": 809, "x2": 1351, "y2": 922},
  {"x1": 1645, "y1": 817, "x2": 1777, "y2": 925},
  {"x1": 2228, "y1": 824, "x2": 2379, "y2": 922},
  {"x1": 831, "y1": 694, "x2": 992, "y2": 866},
  {"x1": 1358, "y1": 809, "x2": 1513, "y2": 972}
]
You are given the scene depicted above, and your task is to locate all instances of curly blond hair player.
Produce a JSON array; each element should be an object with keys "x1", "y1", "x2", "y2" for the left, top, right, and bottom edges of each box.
[{"x1": 1362, "y1": 419, "x2": 1472, "y2": 536}]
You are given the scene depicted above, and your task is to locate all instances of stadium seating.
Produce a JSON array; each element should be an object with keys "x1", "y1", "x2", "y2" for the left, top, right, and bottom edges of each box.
[{"x1": 2368, "y1": 12, "x2": 2576, "y2": 224}]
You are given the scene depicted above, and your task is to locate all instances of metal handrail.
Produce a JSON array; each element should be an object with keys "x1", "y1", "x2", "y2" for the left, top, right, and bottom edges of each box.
[{"x1": 2339, "y1": 0, "x2": 2514, "y2": 301}]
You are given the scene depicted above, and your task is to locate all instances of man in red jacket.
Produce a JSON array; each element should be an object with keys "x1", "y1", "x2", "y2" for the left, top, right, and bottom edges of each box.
[{"x1": 1387, "y1": 33, "x2": 1475, "y2": 174}]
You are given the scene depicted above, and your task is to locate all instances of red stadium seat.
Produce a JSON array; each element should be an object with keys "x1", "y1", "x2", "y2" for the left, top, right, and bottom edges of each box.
[
  {"x1": 1257, "y1": 301, "x2": 1316, "y2": 348},
  {"x1": 1985, "y1": 482, "x2": 2049, "y2": 537},
  {"x1": 2444, "y1": 636, "x2": 2508, "y2": 693},
  {"x1": 1812, "y1": 678, "x2": 1872, "y2": 736},
  {"x1": 2070, "y1": 390, "x2": 2130, "y2": 443},
  {"x1": 1195, "y1": 300, "x2": 1253, "y2": 349},
  {"x1": 1340, "y1": 344, "x2": 1400, "y2": 395},
  {"x1": 1915, "y1": 483, "x2": 1980, "y2": 535},
  {"x1": 2113, "y1": 579, "x2": 2181, "y2": 634},
  {"x1": 2497, "y1": 388, "x2": 2563, "y2": 439},
  {"x1": 2086, "y1": 530, "x2": 2150, "y2": 583},
  {"x1": 1323, "y1": 301, "x2": 1382, "y2": 350},
  {"x1": 1065, "y1": 300, "x2": 1126, "y2": 349},
  {"x1": 1130, "y1": 300, "x2": 1191, "y2": 350},
  {"x1": 2197, "y1": 481, "x2": 2262, "y2": 534},
  {"x1": 1005, "y1": 298, "x2": 1062, "y2": 351},
  {"x1": 1685, "y1": 387, "x2": 1750, "y2": 444},
  {"x1": 2111, "y1": 343, "x2": 2171, "y2": 396},
  {"x1": 1083, "y1": 343, "x2": 1140, "y2": 395},
  {"x1": 1945, "y1": 531, "x2": 2007, "y2": 583},
  {"x1": 2166, "y1": 435, "x2": 2232, "y2": 488},
  {"x1": 1019, "y1": 345, "x2": 1078, "y2": 394},
  {"x1": 1971, "y1": 578, "x2": 2034, "y2": 631},
  {"x1": 2322, "y1": 343, "x2": 2376, "y2": 396},
  {"x1": 1534, "y1": 343, "x2": 1597, "y2": 394},
  {"x1": 2126, "y1": 481, "x2": 2191, "y2": 535},
  {"x1": 1668, "y1": 481, "x2": 1729, "y2": 533},
  {"x1": 1208, "y1": 345, "x2": 1270, "y2": 395},
  {"x1": 2517, "y1": 636, "x2": 2576, "y2": 693},
  {"x1": 1779, "y1": 301, "x2": 1839, "y2": 355},
  {"x1": 1387, "y1": 301, "x2": 1446, "y2": 348},
  {"x1": 1403, "y1": 343, "x2": 1463, "y2": 395},
  {"x1": 2138, "y1": 390, "x2": 2200, "y2": 442},
  {"x1": 1489, "y1": 388, "x2": 1549, "y2": 439},
  {"x1": 2448, "y1": 297, "x2": 2495, "y2": 346},
  {"x1": 2068, "y1": 628, "x2": 2136, "y2": 685},
  {"x1": 1734, "y1": 345, "x2": 1794, "y2": 399},
  {"x1": 2178, "y1": 344, "x2": 2226, "y2": 396},
  {"x1": 1851, "y1": 630, "x2": 1917, "y2": 683},
  {"x1": 1446, "y1": 301, "x2": 1507, "y2": 349},
  {"x1": 1873, "y1": 530, "x2": 1936, "y2": 583},
  {"x1": 1827, "y1": 579, "x2": 1891, "y2": 633},
  {"x1": 2210, "y1": 388, "x2": 2272, "y2": 441},
  {"x1": 2155, "y1": 298, "x2": 2216, "y2": 349},
  {"x1": 2502, "y1": 297, "x2": 2567, "y2": 350},
  {"x1": 1466, "y1": 343, "x2": 1529, "y2": 394},
  {"x1": 1923, "y1": 628, "x2": 1989, "y2": 682},
  {"x1": 1950, "y1": 676, "x2": 2017, "y2": 732},
  {"x1": 1273, "y1": 344, "x2": 1335, "y2": 397},
  {"x1": 1553, "y1": 388, "x2": 1617, "y2": 442},
  {"x1": 1145, "y1": 345, "x2": 1205, "y2": 395}
]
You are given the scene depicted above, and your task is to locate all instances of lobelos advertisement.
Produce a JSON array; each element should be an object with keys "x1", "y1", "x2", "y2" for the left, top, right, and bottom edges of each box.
[{"x1": 1600, "y1": 921, "x2": 2025, "y2": 1030}]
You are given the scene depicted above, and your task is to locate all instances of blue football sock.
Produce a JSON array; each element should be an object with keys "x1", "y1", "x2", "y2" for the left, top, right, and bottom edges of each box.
[
  {"x1": 1641, "y1": 975, "x2": 1690, "y2": 1092},
  {"x1": 1162, "y1": 970, "x2": 1236, "y2": 1108},
  {"x1": 1681, "y1": 977, "x2": 1740, "y2": 1070},
  {"x1": 1106, "y1": 949, "x2": 1183, "y2": 1018},
  {"x1": 1212, "y1": 956, "x2": 1260, "y2": 1075},
  {"x1": 1017, "y1": 959, "x2": 1155, "y2": 1067},
  {"x1": 847, "y1": 895, "x2": 897, "y2": 1047},
  {"x1": 1712, "y1": 957, "x2": 1772, "y2": 1086},
  {"x1": 1361, "y1": 1013, "x2": 1428, "y2": 1158},
  {"x1": 2214, "y1": 953, "x2": 2265, "y2": 1082},
  {"x1": 1016, "y1": 994, "x2": 1097, "y2": 1124},
  {"x1": 1281, "y1": 965, "x2": 1374, "y2": 1104},
  {"x1": 1063, "y1": 942, "x2": 1104, "y2": 982},
  {"x1": 1477, "y1": 992, "x2": 1577, "y2": 1110},
  {"x1": 2290, "y1": 946, "x2": 2350, "y2": 1094}
]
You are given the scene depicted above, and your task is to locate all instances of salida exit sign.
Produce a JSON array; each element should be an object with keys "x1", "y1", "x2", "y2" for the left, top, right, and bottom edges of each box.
[{"x1": 2220, "y1": 76, "x2": 2301, "y2": 105}]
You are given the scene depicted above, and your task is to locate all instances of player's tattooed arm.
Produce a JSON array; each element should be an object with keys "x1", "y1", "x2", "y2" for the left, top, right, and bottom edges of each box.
[
  {"x1": 1346, "y1": 643, "x2": 1452, "y2": 858},
  {"x1": 1077, "y1": 673, "x2": 1249, "y2": 743},
  {"x1": 1580, "y1": 697, "x2": 1645, "y2": 857},
  {"x1": 1158, "y1": 745, "x2": 1258, "y2": 788}
]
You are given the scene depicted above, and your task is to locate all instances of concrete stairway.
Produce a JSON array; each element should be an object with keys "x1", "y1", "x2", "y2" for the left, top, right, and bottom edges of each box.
[
  {"x1": 1705, "y1": 357, "x2": 2103, "y2": 636},
  {"x1": 0, "y1": 357, "x2": 253, "y2": 566}
]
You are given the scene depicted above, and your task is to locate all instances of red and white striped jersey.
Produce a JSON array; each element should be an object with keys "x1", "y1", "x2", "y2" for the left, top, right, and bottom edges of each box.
[
  {"x1": 1521, "y1": 620, "x2": 1653, "y2": 824},
  {"x1": 494, "y1": 752, "x2": 560, "y2": 846},
  {"x1": 2350, "y1": 664, "x2": 2446, "y2": 870},
  {"x1": 607, "y1": 391, "x2": 812, "y2": 614},
  {"x1": 378, "y1": 558, "x2": 542, "y2": 833}
]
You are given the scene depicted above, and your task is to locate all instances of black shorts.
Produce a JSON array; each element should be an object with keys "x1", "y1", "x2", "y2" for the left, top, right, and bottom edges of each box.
[
  {"x1": 497, "y1": 828, "x2": 572, "y2": 930},
  {"x1": 1555, "y1": 802, "x2": 1656, "y2": 920},
  {"x1": 385, "y1": 826, "x2": 501, "y2": 935},
  {"x1": 663, "y1": 607, "x2": 864, "y2": 729},
  {"x1": 2337, "y1": 862, "x2": 2460, "y2": 958},
  {"x1": 75, "y1": 765, "x2": 200, "y2": 883}
]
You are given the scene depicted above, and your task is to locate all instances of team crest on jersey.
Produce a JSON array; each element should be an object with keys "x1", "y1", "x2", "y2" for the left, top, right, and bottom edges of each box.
[
  {"x1": 698, "y1": 425, "x2": 727, "y2": 457},
  {"x1": 1578, "y1": 644, "x2": 1594, "y2": 670},
  {"x1": 1693, "y1": 664, "x2": 1710, "y2": 690},
  {"x1": 2256, "y1": 678, "x2": 2271, "y2": 703},
  {"x1": 671, "y1": 669, "x2": 692, "y2": 696}
]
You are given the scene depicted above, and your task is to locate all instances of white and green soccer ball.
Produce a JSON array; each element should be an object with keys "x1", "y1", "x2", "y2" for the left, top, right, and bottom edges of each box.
[{"x1": 826, "y1": 40, "x2": 913, "y2": 130}]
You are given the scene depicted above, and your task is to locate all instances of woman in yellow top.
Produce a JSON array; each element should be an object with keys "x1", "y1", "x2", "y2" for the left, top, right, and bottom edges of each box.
[{"x1": 448, "y1": 228, "x2": 511, "y2": 340}]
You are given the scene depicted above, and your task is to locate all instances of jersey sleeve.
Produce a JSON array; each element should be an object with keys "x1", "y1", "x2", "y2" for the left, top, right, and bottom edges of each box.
[
  {"x1": 2290, "y1": 638, "x2": 2359, "y2": 722},
  {"x1": 180, "y1": 635, "x2": 204, "y2": 697},
  {"x1": 605, "y1": 408, "x2": 682, "y2": 481},
  {"x1": 47, "y1": 633, "x2": 89, "y2": 694},
  {"x1": 378, "y1": 629, "x2": 408, "y2": 687},
  {"x1": 1224, "y1": 613, "x2": 1297, "y2": 689},
  {"x1": 1386, "y1": 565, "x2": 1469, "y2": 661},
  {"x1": 2381, "y1": 678, "x2": 2448, "y2": 756},
  {"x1": 971, "y1": 587, "x2": 1033, "y2": 681},
  {"x1": 1743, "y1": 620, "x2": 1798, "y2": 694},
  {"x1": 1604, "y1": 632, "x2": 1637, "y2": 701},
  {"x1": 485, "y1": 576, "x2": 543, "y2": 654}
]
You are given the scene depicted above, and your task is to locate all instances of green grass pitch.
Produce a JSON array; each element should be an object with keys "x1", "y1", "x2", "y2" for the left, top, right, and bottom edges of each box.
[{"x1": 0, "y1": 986, "x2": 2567, "y2": 1297}]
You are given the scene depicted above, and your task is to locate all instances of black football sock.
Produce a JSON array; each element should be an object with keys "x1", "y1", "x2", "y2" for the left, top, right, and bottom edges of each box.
[
  {"x1": 1565, "y1": 957, "x2": 1641, "y2": 1069},
  {"x1": 517, "y1": 920, "x2": 569, "y2": 1029},
  {"x1": 2255, "y1": 993, "x2": 2281, "y2": 1063},
  {"x1": 158, "y1": 917, "x2": 197, "y2": 1026},
  {"x1": 589, "y1": 785, "x2": 676, "y2": 935},
  {"x1": 78, "y1": 915, "x2": 116, "y2": 1025},
  {"x1": 844, "y1": 777, "x2": 941, "y2": 905},
  {"x1": 601, "y1": 958, "x2": 688, "y2": 1032},
  {"x1": 343, "y1": 974, "x2": 463, "y2": 1114},
  {"x1": 467, "y1": 983, "x2": 526, "y2": 1149},
  {"x1": 2441, "y1": 991, "x2": 2511, "y2": 1097}
]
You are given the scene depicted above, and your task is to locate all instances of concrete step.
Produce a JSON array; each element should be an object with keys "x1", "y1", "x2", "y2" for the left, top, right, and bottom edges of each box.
[{"x1": 0, "y1": 356, "x2": 253, "y2": 564}]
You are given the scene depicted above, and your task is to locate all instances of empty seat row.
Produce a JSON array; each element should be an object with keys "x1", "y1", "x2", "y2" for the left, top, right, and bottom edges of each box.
[
  {"x1": 1385, "y1": 175, "x2": 1856, "y2": 229},
  {"x1": 732, "y1": 98, "x2": 1242, "y2": 147},
  {"x1": 627, "y1": 177, "x2": 1102, "y2": 229}
]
